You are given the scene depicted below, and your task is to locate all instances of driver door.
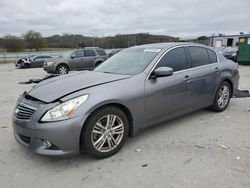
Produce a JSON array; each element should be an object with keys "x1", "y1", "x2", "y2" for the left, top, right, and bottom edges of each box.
[
  {"x1": 145, "y1": 47, "x2": 192, "y2": 121},
  {"x1": 69, "y1": 50, "x2": 84, "y2": 70}
]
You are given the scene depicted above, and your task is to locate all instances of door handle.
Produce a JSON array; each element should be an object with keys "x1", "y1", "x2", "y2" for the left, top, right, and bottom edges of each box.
[
  {"x1": 215, "y1": 67, "x2": 220, "y2": 73},
  {"x1": 184, "y1": 75, "x2": 192, "y2": 82}
]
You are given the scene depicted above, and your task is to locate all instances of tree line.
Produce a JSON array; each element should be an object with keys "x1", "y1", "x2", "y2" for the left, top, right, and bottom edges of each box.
[{"x1": 0, "y1": 30, "x2": 179, "y2": 52}]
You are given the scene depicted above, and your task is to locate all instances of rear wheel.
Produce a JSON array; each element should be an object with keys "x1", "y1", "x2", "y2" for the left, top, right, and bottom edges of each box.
[
  {"x1": 211, "y1": 81, "x2": 231, "y2": 112},
  {"x1": 81, "y1": 106, "x2": 129, "y2": 158},
  {"x1": 95, "y1": 61, "x2": 102, "y2": 67},
  {"x1": 56, "y1": 64, "x2": 69, "y2": 74}
]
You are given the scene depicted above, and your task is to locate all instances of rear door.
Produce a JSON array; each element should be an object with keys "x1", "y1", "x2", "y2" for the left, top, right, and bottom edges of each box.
[
  {"x1": 37, "y1": 56, "x2": 52, "y2": 67},
  {"x1": 145, "y1": 47, "x2": 192, "y2": 121},
  {"x1": 82, "y1": 49, "x2": 98, "y2": 69},
  {"x1": 186, "y1": 46, "x2": 220, "y2": 109}
]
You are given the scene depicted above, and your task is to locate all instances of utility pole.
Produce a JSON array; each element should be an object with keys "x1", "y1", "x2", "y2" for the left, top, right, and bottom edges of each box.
[
  {"x1": 127, "y1": 36, "x2": 129, "y2": 48},
  {"x1": 92, "y1": 35, "x2": 95, "y2": 47}
]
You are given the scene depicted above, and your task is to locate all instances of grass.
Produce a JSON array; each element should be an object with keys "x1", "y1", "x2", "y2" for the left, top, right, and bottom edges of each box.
[
  {"x1": 0, "y1": 58, "x2": 16, "y2": 63},
  {"x1": 0, "y1": 48, "x2": 74, "y2": 53}
]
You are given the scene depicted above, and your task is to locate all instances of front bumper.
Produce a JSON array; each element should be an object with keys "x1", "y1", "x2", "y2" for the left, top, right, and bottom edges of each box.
[
  {"x1": 43, "y1": 65, "x2": 56, "y2": 74},
  {"x1": 12, "y1": 115, "x2": 85, "y2": 156}
]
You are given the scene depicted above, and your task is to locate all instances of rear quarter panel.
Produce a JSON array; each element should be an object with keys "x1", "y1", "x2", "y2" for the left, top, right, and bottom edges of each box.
[{"x1": 215, "y1": 55, "x2": 239, "y2": 96}]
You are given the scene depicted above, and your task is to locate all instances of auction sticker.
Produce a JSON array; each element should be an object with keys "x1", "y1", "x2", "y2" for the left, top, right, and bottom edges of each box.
[{"x1": 144, "y1": 49, "x2": 162, "y2": 53}]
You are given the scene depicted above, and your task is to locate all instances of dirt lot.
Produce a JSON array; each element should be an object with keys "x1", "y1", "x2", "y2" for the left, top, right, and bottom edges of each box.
[{"x1": 0, "y1": 63, "x2": 250, "y2": 188}]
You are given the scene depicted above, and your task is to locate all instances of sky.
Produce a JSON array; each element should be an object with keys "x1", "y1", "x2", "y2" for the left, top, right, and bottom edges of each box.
[{"x1": 0, "y1": 0, "x2": 249, "y2": 38}]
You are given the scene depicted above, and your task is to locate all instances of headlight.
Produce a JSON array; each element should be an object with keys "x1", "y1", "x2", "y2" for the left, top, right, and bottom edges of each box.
[
  {"x1": 46, "y1": 61, "x2": 54, "y2": 66},
  {"x1": 41, "y1": 95, "x2": 88, "y2": 122}
]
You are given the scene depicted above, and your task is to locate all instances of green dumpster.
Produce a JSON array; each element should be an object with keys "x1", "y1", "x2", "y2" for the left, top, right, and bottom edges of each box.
[{"x1": 238, "y1": 36, "x2": 250, "y2": 65}]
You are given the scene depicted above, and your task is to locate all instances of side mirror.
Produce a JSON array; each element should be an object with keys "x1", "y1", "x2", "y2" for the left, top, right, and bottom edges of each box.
[
  {"x1": 71, "y1": 54, "x2": 75, "y2": 59},
  {"x1": 151, "y1": 67, "x2": 173, "y2": 78}
]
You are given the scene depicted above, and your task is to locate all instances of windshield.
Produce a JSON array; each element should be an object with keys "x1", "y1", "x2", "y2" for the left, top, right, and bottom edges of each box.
[
  {"x1": 62, "y1": 50, "x2": 74, "y2": 58},
  {"x1": 95, "y1": 48, "x2": 161, "y2": 75}
]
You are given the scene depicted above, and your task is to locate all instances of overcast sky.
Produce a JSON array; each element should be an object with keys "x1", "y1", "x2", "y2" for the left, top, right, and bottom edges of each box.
[{"x1": 0, "y1": 0, "x2": 249, "y2": 38}]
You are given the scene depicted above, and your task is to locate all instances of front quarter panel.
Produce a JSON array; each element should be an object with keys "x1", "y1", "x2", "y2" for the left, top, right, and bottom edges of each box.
[{"x1": 63, "y1": 73, "x2": 147, "y2": 135}]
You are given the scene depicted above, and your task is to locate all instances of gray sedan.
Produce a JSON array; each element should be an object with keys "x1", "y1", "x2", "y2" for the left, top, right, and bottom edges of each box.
[{"x1": 12, "y1": 43, "x2": 239, "y2": 158}]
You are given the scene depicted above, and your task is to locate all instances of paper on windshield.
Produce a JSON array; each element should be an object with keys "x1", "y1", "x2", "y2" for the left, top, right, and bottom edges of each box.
[{"x1": 144, "y1": 49, "x2": 161, "y2": 53}]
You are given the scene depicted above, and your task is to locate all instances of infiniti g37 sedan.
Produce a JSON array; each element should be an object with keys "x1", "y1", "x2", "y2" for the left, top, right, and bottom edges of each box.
[{"x1": 12, "y1": 43, "x2": 239, "y2": 158}]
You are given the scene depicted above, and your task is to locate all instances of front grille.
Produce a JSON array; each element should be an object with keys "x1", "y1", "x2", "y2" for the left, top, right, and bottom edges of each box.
[
  {"x1": 18, "y1": 134, "x2": 31, "y2": 144},
  {"x1": 15, "y1": 103, "x2": 36, "y2": 120}
]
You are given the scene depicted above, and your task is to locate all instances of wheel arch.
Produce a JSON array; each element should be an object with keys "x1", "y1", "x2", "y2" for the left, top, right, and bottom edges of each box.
[
  {"x1": 79, "y1": 102, "x2": 134, "y2": 151},
  {"x1": 221, "y1": 78, "x2": 234, "y2": 97},
  {"x1": 94, "y1": 60, "x2": 103, "y2": 67},
  {"x1": 213, "y1": 78, "x2": 234, "y2": 101}
]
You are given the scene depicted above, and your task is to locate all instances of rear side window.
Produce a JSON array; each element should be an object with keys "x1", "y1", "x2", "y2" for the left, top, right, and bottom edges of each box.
[
  {"x1": 207, "y1": 49, "x2": 217, "y2": 63},
  {"x1": 96, "y1": 49, "x2": 106, "y2": 56},
  {"x1": 188, "y1": 47, "x2": 210, "y2": 67},
  {"x1": 84, "y1": 50, "x2": 96, "y2": 57},
  {"x1": 156, "y1": 47, "x2": 189, "y2": 72}
]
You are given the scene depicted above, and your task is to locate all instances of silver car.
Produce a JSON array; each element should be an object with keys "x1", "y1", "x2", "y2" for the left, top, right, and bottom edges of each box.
[{"x1": 12, "y1": 43, "x2": 239, "y2": 158}]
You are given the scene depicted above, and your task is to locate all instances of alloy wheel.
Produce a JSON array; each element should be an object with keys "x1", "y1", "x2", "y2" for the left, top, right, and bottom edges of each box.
[
  {"x1": 217, "y1": 85, "x2": 230, "y2": 108},
  {"x1": 91, "y1": 114, "x2": 124, "y2": 152},
  {"x1": 58, "y1": 66, "x2": 68, "y2": 74}
]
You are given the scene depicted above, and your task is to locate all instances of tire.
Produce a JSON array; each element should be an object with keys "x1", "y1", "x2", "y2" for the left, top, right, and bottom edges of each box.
[
  {"x1": 16, "y1": 62, "x2": 23, "y2": 69},
  {"x1": 211, "y1": 81, "x2": 231, "y2": 112},
  {"x1": 95, "y1": 61, "x2": 102, "y2": 67},
  {"x1": 56, "y1": 64, "x2": 69, "y2": 74},
  {"x1": 81, "y1": 106, "x2": 129, "y2": 158}
]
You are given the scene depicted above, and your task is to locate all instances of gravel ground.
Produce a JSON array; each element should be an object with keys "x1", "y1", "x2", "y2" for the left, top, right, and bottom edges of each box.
[{"x1": 0, "y1": 64, "x2": 250, "y2": 188}]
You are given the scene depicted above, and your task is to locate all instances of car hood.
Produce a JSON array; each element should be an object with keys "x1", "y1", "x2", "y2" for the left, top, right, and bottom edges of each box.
[{"x1": 28, "y1": 71, "x2": 131, "y2": 103}]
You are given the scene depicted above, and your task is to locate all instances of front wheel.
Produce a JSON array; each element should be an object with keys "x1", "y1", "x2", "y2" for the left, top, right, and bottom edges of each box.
[
  {"x1": 81, "y1": 106, "x2": 129, "y2": 158},
  {"x1": 211, "y1": 81, "x2": 231, "y2": 112},
  {"x1": 56, "y1": 64, "x2": 69, "y2": 74},
  {"x1": 16, "y1": 62, "x2": 23, "y2": 69}
]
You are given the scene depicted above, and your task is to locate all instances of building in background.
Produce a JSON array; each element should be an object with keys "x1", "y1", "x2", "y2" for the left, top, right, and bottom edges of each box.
[
  {"x1": 180, "y1": 33, "x2": 250, "y2": 48},
  {"x1": 210, "y1": 34, "x2": 250, "y2": 48}
]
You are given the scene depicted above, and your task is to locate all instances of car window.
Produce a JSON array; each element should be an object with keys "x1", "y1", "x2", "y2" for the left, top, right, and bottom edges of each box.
[
  {"x1": 188, "y1": 46, "x2": 210, "y2": 67},
  {"x1": 73, "y1": 50, "x2": 84, "y2": 58},
  {"x1": 34, "y1": 56, "x2": 41, "y2": 60},
  {"x1": 84, "y1": 50, "x2": 96, "y2": 57},
  {"x1": 38, "y1": 56, "x2": 46, "y2": 59},
  {"x1": 43, "y1": 55, "x2": 51, "y2": 59},
  {"x1": 96, "y1": 49, "x2": 106, "y2": 56},
  {"x1": 156, "y1": 47, "x2": 189, "y2": 72},
  {"x1": 207, "y1": 49, "x2": 217, "y2": 63}
]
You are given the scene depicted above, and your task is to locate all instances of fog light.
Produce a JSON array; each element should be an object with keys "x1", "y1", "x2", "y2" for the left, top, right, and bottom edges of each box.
[{"x1": 43, "y1": 140, "x2": 52, "y2": 148}]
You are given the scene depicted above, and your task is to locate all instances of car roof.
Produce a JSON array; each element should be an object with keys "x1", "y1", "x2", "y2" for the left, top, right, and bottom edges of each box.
[
  {"x1": 131, "y1": 42, "x2": 210, "y2": 50},
  {"x1": 83, "y1": 47, "x2": 104, "y2": 50}
]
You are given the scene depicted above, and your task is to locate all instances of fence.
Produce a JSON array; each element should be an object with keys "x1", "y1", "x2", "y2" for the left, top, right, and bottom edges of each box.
[{"x1": 0, "y1": 51, "x2": 66, "y2": 63}]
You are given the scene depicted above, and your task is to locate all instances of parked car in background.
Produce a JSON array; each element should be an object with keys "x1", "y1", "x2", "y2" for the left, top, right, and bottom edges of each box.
[
  {"x1": 16, "y1": 55, "x2": 53, "y2": 69},
  {"x1": 214, "y1": 46, "x2": 238, "y2": 62},
  {"x1": 106, "y1": 48, "x2": 123, "y2": 58},
  {"x1": 43, "y1": 47, "x2": 108, "y2": 74},
  {"x1": 15, "y1": 55, "x2": 36, "y2": 69},
  {"x1": 12, "y1": 43, "x2": 239, "y2": 158}
]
